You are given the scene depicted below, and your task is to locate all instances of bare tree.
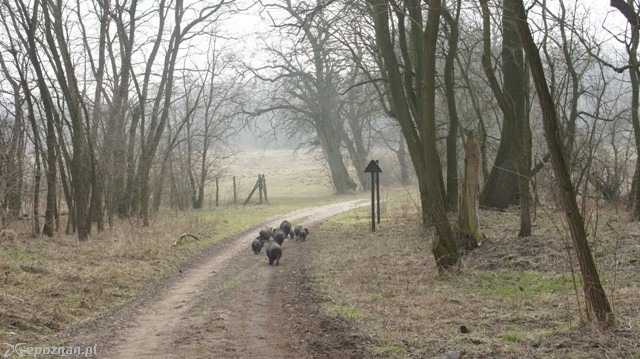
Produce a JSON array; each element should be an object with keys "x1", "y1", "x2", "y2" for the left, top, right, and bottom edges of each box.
[
  {"x1": 40, "y1": 0, "x2": 93, "y2": 240},
  {"x1": 609, "y1": 0, "x2": 640, "y2": 220},
  {"x1": 478, "y1": 0, "x2": 532, "y2": 237},
  {"x1": 250, "y1": 0, "x2": 358, "y2": 194},
  {"x1": 0, "y1": 42, "x2": 26, "y2": 224},
  {"x1": 514, "y1": 0, "x2": 613, "y2": 327},
  {"x1": 442, "y1": 0, "x2": 462, "y2": 211},
  {"x1": 77, "y1": 0, "x2": 110, "y2": 233},
  {"x1": 0, "y1": 24, "x2": 44, "y2": 234},
  {"x1": 4, "y1": 0, "x2": 60, "y2": 237},
  {"x1": 123, "y1": 0, "x2": 232, "y2": 225},
  {"x1": 338, "y1": 70, "x2": 379, "y2": 190},
  {"x1": 368, "y1": 0, "x2": 459, "y2": 270}
]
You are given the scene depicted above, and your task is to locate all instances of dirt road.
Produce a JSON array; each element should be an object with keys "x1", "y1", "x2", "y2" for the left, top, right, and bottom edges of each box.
[{"x1": 65, "y1": 199, "x2": 375, "y2": 358}]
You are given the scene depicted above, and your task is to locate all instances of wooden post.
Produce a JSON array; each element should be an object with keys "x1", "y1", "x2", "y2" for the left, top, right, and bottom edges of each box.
[
  {"x1": 233, "y1": 176, "x2": 237, "y2": 204},
  {"x1": 262, "y1": 174, "x2": 268, "y2": 203},
  {"x1": 258, "y1": 175, "x2": 263, "y2": 204},
  {"x1": 376, "y1": 171, "x2": 381, "y2": 224},
  {"x1": 215, "y1": 177, "x2": 219, "y2": 207},
  {"x1": 364, "y1": 160, "x2": 382, "y2": 232},
  {"x1": 243, "y1": 177, "x2": 261, "y2": 206},
  {"x1": 244, "y1": 175, "x2": 268, "y2": 206}
]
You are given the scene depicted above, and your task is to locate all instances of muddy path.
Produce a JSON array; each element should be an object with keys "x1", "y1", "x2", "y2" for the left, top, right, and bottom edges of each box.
[{"x1": 65, "y1": 199, "x2": 374, "y2": 358}]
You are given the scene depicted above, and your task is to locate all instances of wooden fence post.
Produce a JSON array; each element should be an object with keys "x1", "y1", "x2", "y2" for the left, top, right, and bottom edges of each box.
[
  {"x1": 215, "y1": 177, "x2": 219, "y2": 207},
  {"x1": 258, "y1": 175, "x2": 264, "y2": 204},
  {"x1": 233, "y1": 176, "x2": 237, "y2": 204},
  {"x1": 261, "y1": 174, "x2": 268, "y2": 203},
  {"x1": 244, "y1": 175, "x2": 265, "y2": 206}
]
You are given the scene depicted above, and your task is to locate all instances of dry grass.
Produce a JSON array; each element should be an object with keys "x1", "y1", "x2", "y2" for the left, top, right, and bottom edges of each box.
[
  {"x1": 311, "y1": 199, "x2": 640, "y2": 358},
  {"x1": 0, "y1": 212, "x2": 210, "y2": 345},
  {"x1": 0, "y1": 148, "x2": 345, "y2": 347}
]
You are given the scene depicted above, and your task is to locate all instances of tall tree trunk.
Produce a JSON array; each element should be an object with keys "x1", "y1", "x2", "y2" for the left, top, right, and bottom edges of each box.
[
  {"x1": 85, "y1": 0, "x2": 109, "y2": 233},
  {"x1": 514, "y1": 0, "x2": 613, "y2": 327},
  {"x1": 121, "y1": 108, "x2": 140, "y2": 217},
  {"x1": 479, "y1": 0, "x2": 531, "y2": 236},
  {"x1": 630, "y1": 31, "x2": 640, "y2": 220},
  {"x1": 369, "y1": 0, "x2": 455, "y2": 263},
  {"x1": 15, "y1": 53, "x2": 42, "y2": 236},
  {"x1": 0, "y1": 56, "x2": 25, "y2": 221},
  {"x1": 195, "y1": 121, "x2": 208, "y2": 209},
  {"x1": 43, "y1": 0, "x2": 91, "y2": 240},
  {"x1": 58, "y1": 155, "x2": 73, "y2": 234},
  {"x1": 631, "y1": 160, "x2": 640, "y2": 212},
  {"x1": 32, "y1": 151, "x2": 42, "y2": 236},
  {"x1": 317, "y1": 124, "x2": 357, "y2": 194},
  {"x1": 314, "y1": 56, "x2": 357, "y2": 194},
  {"x1": 90, "y1": 171, "x2": 104, "y2": 232},
  {"x1": 443, "y1": 0, "x2": 461, "y2": 211},
  {"x1": 369, "y1": 0, "x2": 428, "y2": 225},
  {"x1": 110, "y1": 1, "x2": 137, "y2": 219},
  {"x1": 478, "y1": 117, "x2": 490, "y2": 185},
  {"x1": 424, "y1": 0, "x2": 459, "y2": 270},
  {"x1": 609, "y1": 1, "x2": 640, "y2": 219},
  {"x1": 479, "y1": 132, "x2": 517, "y2": 209},
  {"x1": 397, "y1": 137, "x2": 411, "y2": 186},
  {"x1": 42, "y1": 131, "x2": 57, "y2": 238},
  {"x1": 478, "y1": 0, "x2": 520, "y2": 210},
  {"x1": 342, "y1": 119, "x2": 369, "y2": 191},
  {"x1": 152, "y1": 150, "x2": 172, "y2": 214},
  {"x1": 7, "y1": 0, "x2": 59, "y2": 237},
  {"x1": 503, "y1": 0, "x2": 532, "y2": 237}
]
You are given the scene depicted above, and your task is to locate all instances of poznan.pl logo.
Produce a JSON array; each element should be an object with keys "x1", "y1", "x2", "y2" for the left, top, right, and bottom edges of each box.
[{"x1": 3, "y1": 343, "x2": 97, "y2": 357}]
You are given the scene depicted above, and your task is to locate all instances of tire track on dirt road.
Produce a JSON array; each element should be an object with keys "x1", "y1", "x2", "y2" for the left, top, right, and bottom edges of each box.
[{"x1": 66, "y1": 199, "x2": 368, "y2": 358}]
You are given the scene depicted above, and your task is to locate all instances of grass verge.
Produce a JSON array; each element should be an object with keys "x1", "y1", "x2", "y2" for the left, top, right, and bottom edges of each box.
[{"x1": 309, "y1": 193, "x2": 640, "y2": 358}]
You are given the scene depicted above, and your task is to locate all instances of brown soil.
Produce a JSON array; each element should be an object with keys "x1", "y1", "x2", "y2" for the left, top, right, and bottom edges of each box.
[{"x1": 63, "y1": 199, "x2": 375, "y2": 358}]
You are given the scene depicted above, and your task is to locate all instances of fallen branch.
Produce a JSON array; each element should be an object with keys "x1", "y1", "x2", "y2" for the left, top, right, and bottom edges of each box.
[{"x1": 173, "y1": 233, "x2": 200, "y2": 246}]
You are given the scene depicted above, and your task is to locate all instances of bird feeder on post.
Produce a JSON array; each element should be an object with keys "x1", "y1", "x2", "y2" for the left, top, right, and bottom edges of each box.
[{"x1": 364, "y1": 160, "x2": 382, "y2": 232}]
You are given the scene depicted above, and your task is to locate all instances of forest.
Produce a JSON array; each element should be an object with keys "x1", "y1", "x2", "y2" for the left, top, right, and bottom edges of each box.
[{"x1": 0, "y1": 0, "x2": 639, "y2": 346}]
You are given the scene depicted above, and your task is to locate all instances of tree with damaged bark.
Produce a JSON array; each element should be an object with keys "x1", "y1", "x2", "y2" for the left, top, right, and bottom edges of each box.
[{"x1": 457, "y1": 132, "x2": 483, "y2": 250}]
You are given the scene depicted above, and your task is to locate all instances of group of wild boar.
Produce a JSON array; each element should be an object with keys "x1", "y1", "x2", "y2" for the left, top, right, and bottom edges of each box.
[{"x1": 251, "y1": 220, "x2": 309, "y2": 266}]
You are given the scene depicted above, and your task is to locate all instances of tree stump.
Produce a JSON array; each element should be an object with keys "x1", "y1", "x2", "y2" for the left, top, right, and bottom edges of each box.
[{"x1": 457, "y1": 132, "x2": 484, "y2": 253}]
